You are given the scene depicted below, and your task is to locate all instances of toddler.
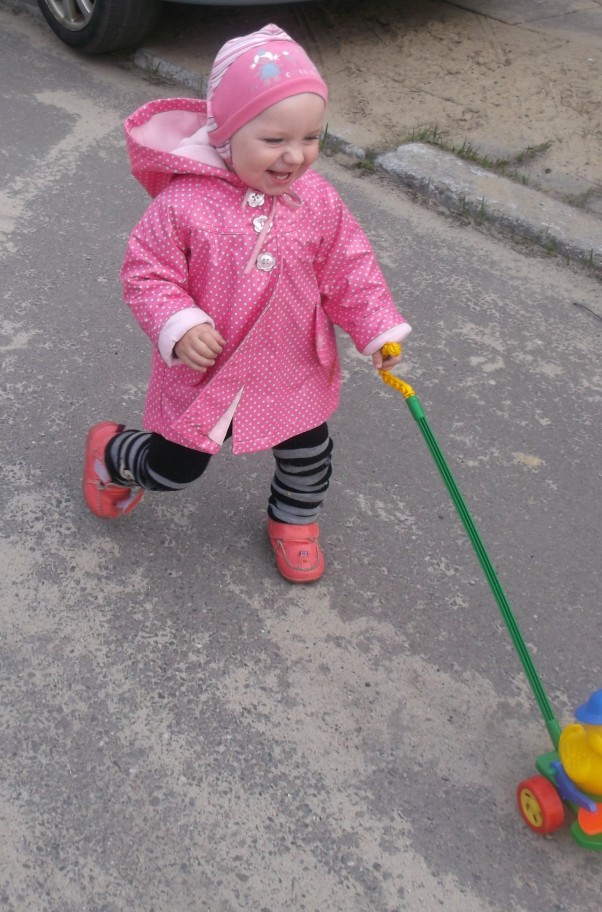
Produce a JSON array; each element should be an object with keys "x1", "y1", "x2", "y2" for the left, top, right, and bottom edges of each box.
[{"x1": 83, "y1": 23, "x2": 411, "y2": 582}]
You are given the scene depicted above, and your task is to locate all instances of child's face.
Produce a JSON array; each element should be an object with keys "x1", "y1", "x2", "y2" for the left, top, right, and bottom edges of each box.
[{"x1": 230, "y1": 93, "x2": 325, "y2": 196}]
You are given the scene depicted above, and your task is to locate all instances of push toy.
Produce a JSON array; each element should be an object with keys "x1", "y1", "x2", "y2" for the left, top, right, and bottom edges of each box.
[{"x1": 379, "y1": 342, "x2": 602, "y2": 850}]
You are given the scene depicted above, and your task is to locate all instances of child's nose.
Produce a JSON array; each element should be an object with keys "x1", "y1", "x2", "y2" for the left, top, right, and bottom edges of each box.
[{"x1": 283, "y1": 143, "x2": 304, "y2": 164}]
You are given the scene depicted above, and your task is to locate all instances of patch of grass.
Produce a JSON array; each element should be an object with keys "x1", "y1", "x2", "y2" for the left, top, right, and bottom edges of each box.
[
  {"x1": 564, "y1": 187, "x2": 601, "y2": 210},
  {"x1": 477, "y1": 196, "x2": 488, "y2": 224},
  {"x1": 457, "y1": 139, "x2": 510, "y2": 170},
  {"x1": 402, "y1": 125, "x2": 552, "y2": 179},
  {"x1": 319, "y1": 124, "x2": 337, "y2": 152},
  {"x1": 357, "y1": 150, "x2": 377, "y2": 172},
  {"x1": 540, "y1": 231, "x2": 559, "y2": 255},
  {"x1": 511, "y1": 141, "x2": 552, "y2": 165},
  {"x1": 403, "y1": 125, "x2": 446, "y2": 147}
]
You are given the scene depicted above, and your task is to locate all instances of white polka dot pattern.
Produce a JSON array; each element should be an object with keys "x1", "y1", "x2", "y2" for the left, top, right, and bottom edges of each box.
[{"x1": 121, "y1": 98, "x2": 409, "y2": 455}]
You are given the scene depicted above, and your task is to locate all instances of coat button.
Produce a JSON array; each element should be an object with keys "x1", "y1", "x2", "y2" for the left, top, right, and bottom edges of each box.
[
  {"x1": 253, "y1": 215, "x2": 268, "y2": 233},
  {"x1": 256, "y1": 252, "x2": 276, "y2": 271},
  {"x1": 247, "y1": 191, "x2": 265, "y2": 208}
]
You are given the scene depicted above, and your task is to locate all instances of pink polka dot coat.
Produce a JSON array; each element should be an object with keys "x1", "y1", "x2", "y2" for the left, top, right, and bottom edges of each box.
[{"x1": 121, "y1": 98, "x2": 411, "y2": 455}]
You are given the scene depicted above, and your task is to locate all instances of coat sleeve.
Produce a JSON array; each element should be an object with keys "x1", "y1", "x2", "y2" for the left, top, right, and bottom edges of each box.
[
  {"x1": 121, "y1": 186, "x2": 205, "y2": 347},
  {"x1": 313, "y1": 184, "x2": 410, "y2": 353}
]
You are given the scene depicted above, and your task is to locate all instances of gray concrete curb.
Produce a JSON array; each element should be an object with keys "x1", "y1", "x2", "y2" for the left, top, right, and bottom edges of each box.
[
  {"x1": 132, "y1": 48, "x2": 206, "y2": 96},
  {"x1": 130, "y1": 50, "x2": 602, "y2": 278},
  {"x1": 376, "y1": 145, "x2": 602, "y2": 275}
]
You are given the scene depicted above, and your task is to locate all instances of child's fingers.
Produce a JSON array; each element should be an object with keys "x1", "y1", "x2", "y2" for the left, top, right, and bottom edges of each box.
[
  {"x1": 194, "y1": 338, "x2": 221, "y2": 358},
  {"x1": 176, "y1": 340, "x2": 216, "y2": 371},
  {"x1": 174, "y1": 324, "x2": 226, "y2": 371},
  {"x1": 197, "y1": 327, "x2": 225, "y2": 348},
  {"x1": 189, "y1": 327, "x2": 225, "y2": 356},
  {"x1": 190, "y1": 326, "x2": 216, "y2": 345},
  {"x1": 199, "y1": 327, "x2": 226, "y2": 353},
  {"x1": 174, "y1": 347, "x2": 206, "y2": 372},
  {"x1": 376, "y1": 354, "x2": 401, "y2": 370},
  {"x1": 376, "y1": 341, "x2": 403, "y2": 370},
  {"x1": 181, "y1": 348, "x2": 218, "y2": 372},
  {"x1": 373, "y1": 343, "x2": 403, "y2": 371},
  {"x1": 372, "y1": 353, "x2": 401, "y2": 369}
]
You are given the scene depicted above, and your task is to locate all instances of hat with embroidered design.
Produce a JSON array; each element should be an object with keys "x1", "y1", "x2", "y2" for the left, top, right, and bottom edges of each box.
[{"x1": 206, "y1": 23, "x2": 328, "y2": 160}]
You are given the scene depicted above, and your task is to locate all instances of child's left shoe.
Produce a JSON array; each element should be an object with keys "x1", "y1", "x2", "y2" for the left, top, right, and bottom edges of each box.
[
  {"x1": 83, "y1": 421, "x2": 144, "y2": 519},
  {"x1": 267, "y1": 518, "x2": 325, "y2": 583}
]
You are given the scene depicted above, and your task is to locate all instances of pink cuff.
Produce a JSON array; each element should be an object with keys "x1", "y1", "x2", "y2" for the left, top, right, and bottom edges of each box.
[
  {"x1": 361, "y1": 322, "x2": 412, "y2": 356},
  {"x1": 158, "y1": 308, "x2": 215, "y2": 366}
]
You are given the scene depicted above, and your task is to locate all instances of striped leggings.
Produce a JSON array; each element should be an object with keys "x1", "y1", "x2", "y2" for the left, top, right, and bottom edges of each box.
[{"x1": 105, "y1": 423, "x2": 333, "y2": 526}]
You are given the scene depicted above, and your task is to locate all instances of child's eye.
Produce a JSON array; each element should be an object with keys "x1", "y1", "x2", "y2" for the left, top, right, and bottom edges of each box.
[
  {"x1": 264, "y1": 138, "x2": 283, "y2": 145},
  {"x1": 304, "y1": 136, "x2": 320, "y2": 143}
]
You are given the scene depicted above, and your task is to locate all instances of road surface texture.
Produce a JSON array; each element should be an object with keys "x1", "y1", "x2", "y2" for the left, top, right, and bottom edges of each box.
[{"x1": 1, "y1": 7, "x2": 601, "y2": 912}]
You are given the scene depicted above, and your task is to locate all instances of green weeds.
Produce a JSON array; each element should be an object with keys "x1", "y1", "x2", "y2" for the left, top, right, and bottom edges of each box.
[{"x1": 402, "y1": 125, "x2": 552, "y2": 181}]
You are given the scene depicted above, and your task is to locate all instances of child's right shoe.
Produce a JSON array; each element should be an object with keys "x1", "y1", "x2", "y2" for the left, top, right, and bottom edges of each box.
[
  {"x1": 267, "y1": 518, "x2": 325, "y2": 583},
  {"x1": 83, "y1": 421, "x2": 144, "y2": 519}
]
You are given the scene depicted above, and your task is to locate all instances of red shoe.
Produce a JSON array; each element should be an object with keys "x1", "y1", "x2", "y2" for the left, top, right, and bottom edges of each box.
[
  {"x1": 267, "y1": 518, "x2": 325, "y2": 583},
  {"x1": 83, "y1": 421, "x2": 144, "y2": 519}
]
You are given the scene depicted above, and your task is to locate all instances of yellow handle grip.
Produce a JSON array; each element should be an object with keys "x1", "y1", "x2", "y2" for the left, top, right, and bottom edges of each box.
[
  {"x1": 378, "y1": 341, "x2": 415, "y2": 398},
  {"x1": 381, "y1": 341, "x2": 402, "y2": 359}
]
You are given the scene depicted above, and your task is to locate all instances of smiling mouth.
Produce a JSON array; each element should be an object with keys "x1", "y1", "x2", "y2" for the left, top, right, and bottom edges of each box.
[{"x1": 268, "y1": 170, "x2": 293, "y2": 183}]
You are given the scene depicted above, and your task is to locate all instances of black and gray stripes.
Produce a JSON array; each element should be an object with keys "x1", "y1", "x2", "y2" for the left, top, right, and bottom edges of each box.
[
  {"x1": 268, "y1": 425, "x2": 333, "y2": 526},
  {"x1": 103, "y1": 422, "x2": 332, "y2": 518},
  {"x1": 106, "y1": 430, "x2": 212, "y2": 491}
]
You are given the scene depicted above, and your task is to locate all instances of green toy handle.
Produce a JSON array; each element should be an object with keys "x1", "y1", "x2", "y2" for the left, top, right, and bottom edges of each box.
[{"x1": 380, "y1": 366, "x2": 562, "y2": 749}]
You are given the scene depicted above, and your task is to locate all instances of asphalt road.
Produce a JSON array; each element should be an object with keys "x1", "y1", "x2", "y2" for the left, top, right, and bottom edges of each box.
[{"x1": 1, "y1": 7, "x2": 601, "y2": 912}]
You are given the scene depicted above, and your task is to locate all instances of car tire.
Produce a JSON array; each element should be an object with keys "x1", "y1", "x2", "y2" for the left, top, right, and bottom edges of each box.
[{"x1": 36, "y1": 0, "x2": 161, "y2": 54}]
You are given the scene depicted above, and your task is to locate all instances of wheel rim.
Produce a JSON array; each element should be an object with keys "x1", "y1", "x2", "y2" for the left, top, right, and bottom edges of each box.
[
  {"x1": 519, "y1": 788, "x2": 543, "y2": 829},
  {"x1": 43, "y1": 0, "x2": 96, "y2": 32},
  {"x1": 517, "y1": 776, "x2": 565, "y2": 835}
]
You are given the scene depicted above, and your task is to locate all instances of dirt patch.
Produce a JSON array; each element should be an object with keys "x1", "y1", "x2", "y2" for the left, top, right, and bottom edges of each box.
[{"x1": 146, "y1": 0, "x2": 602, "y2": 213}]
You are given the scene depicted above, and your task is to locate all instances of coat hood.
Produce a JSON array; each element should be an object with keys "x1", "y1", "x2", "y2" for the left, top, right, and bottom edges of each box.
[{"x1": 124, "y1": 97, "x2": 239, "y2": 198}]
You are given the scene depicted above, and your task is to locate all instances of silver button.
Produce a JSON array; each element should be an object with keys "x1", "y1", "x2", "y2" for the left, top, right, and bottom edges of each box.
[
  {"x1": 256, "y1": 253, "x2": 276, "y2": 272},
  {"x1": 253, "y1": 215, "x2": 268, "y2": 233},
  {"x1": 247, "y1": 191, "x2": 265, "y2": 208}
]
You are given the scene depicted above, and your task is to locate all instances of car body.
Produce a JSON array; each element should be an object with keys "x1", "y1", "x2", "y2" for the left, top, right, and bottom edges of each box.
[{"x1": 36, "y1": 0, "x2": 309, "y2": 54}]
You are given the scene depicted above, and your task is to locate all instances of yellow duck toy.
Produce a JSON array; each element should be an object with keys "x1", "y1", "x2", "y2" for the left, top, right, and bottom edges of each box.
[{"x1": 559, "y1": 689, "x2": 602, "y2": 795}]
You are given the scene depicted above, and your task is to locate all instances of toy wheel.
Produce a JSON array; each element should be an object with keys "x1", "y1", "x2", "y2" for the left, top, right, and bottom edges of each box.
[{"x1": 517, "y1": 776, "x2": 565, "y2": 835}]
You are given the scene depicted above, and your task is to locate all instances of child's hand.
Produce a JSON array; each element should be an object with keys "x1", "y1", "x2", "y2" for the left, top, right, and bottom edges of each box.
[
  {"x1": 372, "y1": 346, "x2": 402, "y2": 371},
  {"x1": 174, "y1": 324, "x2": 226, "y2": 372}
]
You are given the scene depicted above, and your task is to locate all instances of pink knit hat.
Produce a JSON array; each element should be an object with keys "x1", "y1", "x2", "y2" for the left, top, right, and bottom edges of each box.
[{"x1": 206, "y1": 24, "x2": 328, "y2": 160}]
